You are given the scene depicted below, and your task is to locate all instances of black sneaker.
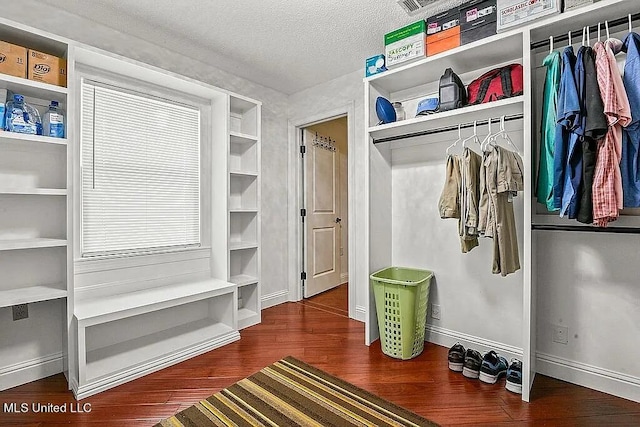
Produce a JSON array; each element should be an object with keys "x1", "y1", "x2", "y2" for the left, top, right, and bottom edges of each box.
[
  {"x1": 462, "y1": 349, "x2": 482, "y2": 379},
  {"x1": 479, "y1": 351, "x2": 508, "y2": 384},
  {"x1": 448, "y1": 342, "x2": 465, "y2": 372},
  {"x1": 505, "y1": 359, "x2": 523, "y2": 394}
]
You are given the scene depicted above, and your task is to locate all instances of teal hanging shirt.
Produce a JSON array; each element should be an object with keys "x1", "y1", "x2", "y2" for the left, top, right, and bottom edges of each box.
[{"x1": 536, "y1": 51, "x2": 561, "y2": 211}]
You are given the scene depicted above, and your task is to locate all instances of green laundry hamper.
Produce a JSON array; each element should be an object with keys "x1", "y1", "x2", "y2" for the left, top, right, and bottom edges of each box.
[{"x1": 370, "y1": 267, "x2": 433, "y2": 360}]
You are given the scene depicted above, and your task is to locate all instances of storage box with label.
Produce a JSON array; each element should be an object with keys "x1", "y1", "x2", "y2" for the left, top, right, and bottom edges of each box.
[
  {"x1": 461, "y1": 0, "x2": 497, "y2": 45},
  {"x1": 564, "y1": 0, "x2": 600, "y2": 11},
  {"x1": 426, "y1": 7, "x2": 461, "y2": 56},
  {"x1": 27, "y1": 49, "x2": 67, "y2": 87},
  {"x1": 384, "y1": 21, "x2": 427, "y2": 67},
  {"x1": 0, "y1": 41, "x2": 27, "y2": 79},
  {"x1": 365, "y1": 54, "x2": 387, "y2": 77},
  {"x1": 497, "y1": 0, "x2": 560, "y2": 32}
]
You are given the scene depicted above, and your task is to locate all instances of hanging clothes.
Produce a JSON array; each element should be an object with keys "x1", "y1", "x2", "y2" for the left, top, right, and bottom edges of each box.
[
  {"x1": 592, "y1": 39, "x2": 631, "y2": 226},
  {"x1": 439, "y1": 154, "x2": 462, "y2": 219},
  {"x1": 554, "y1": 46, "x2": 580, "y2": 214},
  {"x1": 621, "y1": 32, "x2": 640, "y2": 207},
  {"x1": 536, "y1": 50, "x2": 561, "y2": 212},
  {"x1": 459, "y1": 148, "x2": 482, "y2": 253},
  {"x1": 576, "y1": 46, "x2": 608, "y2": 224},
  {"x1": 479, "y1": 145, "x2": 524, "y2": 277}
]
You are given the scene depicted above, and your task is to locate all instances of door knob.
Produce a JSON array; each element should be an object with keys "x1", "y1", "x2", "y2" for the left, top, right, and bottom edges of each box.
[{"x1": 335, "y1": 217, "x2": 342, "y2": 223}]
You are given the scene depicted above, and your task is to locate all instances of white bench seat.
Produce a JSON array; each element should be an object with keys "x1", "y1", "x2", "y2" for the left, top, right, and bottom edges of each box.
[{"x1": 72, "y1": 278, "x2": 240, "y2": 400}]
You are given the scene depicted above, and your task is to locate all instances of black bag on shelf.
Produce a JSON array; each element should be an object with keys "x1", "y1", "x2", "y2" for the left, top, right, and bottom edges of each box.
[{"x1": 438, "y1": 68, "x2": 467, "y2": 112}]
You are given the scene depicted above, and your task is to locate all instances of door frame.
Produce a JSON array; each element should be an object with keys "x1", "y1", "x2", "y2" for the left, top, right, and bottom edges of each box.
[{"x1": 287, "y1": 102, "x2": 356, "y2": 319}]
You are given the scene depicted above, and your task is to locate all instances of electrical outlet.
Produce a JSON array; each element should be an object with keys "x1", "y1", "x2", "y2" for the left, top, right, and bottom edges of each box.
[
  {"x1": 552, "y1": 324, "x2": 568, "y2": 344},
  {"x1": 431, "y1": 304, "x2": 441, "y2": 320},
  {"x1": 12, "y1": 304, "x2": 29, "y2": 321}
]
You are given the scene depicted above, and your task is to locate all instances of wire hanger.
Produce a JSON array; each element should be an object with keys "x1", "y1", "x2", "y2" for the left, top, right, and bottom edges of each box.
[
  {"x1": 462, "y1": 121, "x2": 480, "y2": 150},
  {"x1": 568, "y1": 30, "x2": 572, "y2": 46},
  {"x1": 581, "y1": 27, "x2": 586, "y2": 46},
  {"x1": 598, "y1": 22, "x2": 601, "y2": 42},
  {"x1": 605, "y1": 20, "x2": 610, "y2": 40},
  {"x1": 549, "y1": 35, "x2": 554, "y2": 54},
  {"x1": 495, "y1": 116, "x2": 521, "y2": 154},
  {"x1": 446, "y1": 124, "x2": 462, "y2": 155},
  {"x1": 629, "y1": 14, "x2": 633, "y2": 34},
  {"x1": 480, "y1": 118, "x2": 495, "y2": 151}
]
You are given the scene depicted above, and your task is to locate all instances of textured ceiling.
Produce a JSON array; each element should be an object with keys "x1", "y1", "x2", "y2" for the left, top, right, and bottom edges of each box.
[{"x1": 34, "y1": 0, "x2": 465, "y2": 94}]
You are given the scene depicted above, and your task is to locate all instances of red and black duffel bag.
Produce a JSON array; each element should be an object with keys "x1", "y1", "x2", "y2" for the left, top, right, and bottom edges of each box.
[{"x1": 467, "y1": 64, "x2": 523, "y2": 105}]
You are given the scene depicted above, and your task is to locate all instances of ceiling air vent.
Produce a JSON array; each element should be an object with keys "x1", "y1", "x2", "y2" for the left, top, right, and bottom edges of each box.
[{"x1": 397, "y1": 0, "x2": 467, "y2": 16}]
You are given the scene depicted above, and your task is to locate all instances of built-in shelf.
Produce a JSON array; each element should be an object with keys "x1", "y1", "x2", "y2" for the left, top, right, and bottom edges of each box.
[
  {"x1": 0, "y1": 188, "x2": 67, "y2": 196},
  {"x1": 229, "y1": 242, "x2": 258, "y2": 251},
  {"x1": 238, "y1": 307, "x2": 257, "y2": 322},
  {"x1": 0, "y1": 284, "x2": 67, "y2": 308},
  {"x1": 366, "y1": 30, "x2": 523, "y2": 93},
  {"x1": 0, "y1": 130, "x2": 68, "y2": 146},
  {"x1": 85, "y1": 320, "x2": 234, "y2": 381},
  {"x1": 229, "y1": 209, "x2": 258, "y2": 214},
  {"x1": 230, "y1": 131, "x2": 258, "y2": 143},
  {"x1": 230, "y1": 171, "x2": 258, "y2": 177},
  {"x1": 0, "y1": 238, "x2": 67, "y2": 251},
  {"x1": 0, "y1": 73, "x2": 68, "y2": 100},
  {"x1": 369, "y1": 96, "x2": 524, "y2": 146},
  {"x1": 230, "y1": 274, "x2": 259, "y2": 287}
]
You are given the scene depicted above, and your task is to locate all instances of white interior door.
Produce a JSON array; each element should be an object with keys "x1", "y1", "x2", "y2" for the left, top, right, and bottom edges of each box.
[{"x1": 304, "y1": 129, "x2": 341, "y2": 298}]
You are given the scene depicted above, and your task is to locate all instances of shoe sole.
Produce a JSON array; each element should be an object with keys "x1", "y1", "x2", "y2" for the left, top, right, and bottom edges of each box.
[
  {"x1": 462, "y1": 367, "x2": 479, "y2": 379},
  {"x1": 479, "y1": 369, "x2": 506, "y2": 384},
  {"x1": 449, "y1": 362, "x2": 463, "y2": 372},
  {"x1": 506, "y1": 380, "x2": 522, "y2": 394}
]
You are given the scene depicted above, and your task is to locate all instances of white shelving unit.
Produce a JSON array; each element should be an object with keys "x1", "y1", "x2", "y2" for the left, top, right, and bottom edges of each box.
[
  {"x1": 228, "y1": 95, "x2": 261, "y2": 330},
  {"x1": 0, "y1": 19, "x2": 70, "y2": 392},
  {"x1": 363, "y1": 0, "x2": 640, "y2": 404}
]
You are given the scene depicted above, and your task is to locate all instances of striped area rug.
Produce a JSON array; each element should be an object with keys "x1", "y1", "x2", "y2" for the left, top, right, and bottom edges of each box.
[{"x1": 156, "y1": 356, "x2": 438, "y2": 426}]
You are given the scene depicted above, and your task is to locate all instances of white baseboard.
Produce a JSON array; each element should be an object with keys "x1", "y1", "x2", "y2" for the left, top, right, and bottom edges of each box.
[
  {"x1": 355, "y1": 305, "x2": 366, "y2": 322},
  {"x1": 425, "y1": 325, "x2": 523, "y2": 361},
  {"x1": 261, "y1": 290, "x2": 289, "y2": 309},
  {"x1": 73, "y1": 331, "x2": 240, "y2": 400},
  {"x1": 0, "y1": 352, "x2": 63, "y2": 391},
  {"x1": 536, "y1": 352, "x2": 640, "y2": 403}
]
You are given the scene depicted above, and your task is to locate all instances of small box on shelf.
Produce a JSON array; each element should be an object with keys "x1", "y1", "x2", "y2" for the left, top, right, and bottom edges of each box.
[
  {"x1": 496, "y1": 0, "x2": 561, "y2": 32},
  {"x1": 426, "y1": 7, "x2": 461, "y2": 56},
  {"x1": 460, "y1": 0, "x2": 497, "y2": 45},
  {"x1": 27, "y1": 49, "x2": 67, "y2": 87},
  {"x1": 0, "y1": 40, "x2": 27, "y2": 79},
  {"x1": 384, "y1": 20, "x2": 427, "y2": 67}
]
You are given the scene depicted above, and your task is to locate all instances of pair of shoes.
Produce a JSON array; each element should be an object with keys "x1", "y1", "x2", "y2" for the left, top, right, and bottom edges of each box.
[
  {"x1": 447, "y1": 343, "x2": 483, "y2": 379},
  {"x1": 505, "y1": 359, "x2": 523, "y2": 394}
]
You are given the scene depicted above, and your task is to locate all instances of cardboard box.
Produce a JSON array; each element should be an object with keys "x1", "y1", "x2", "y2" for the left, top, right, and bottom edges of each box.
[
  {"x1": 564, "y1": 0, "x2": 599, "y2": 11},
  {"x1": 365, "y1": 54, "x2": 387, "y2": 77},
  {"x1": 0, "y1": 41, "x2": 27, "y2": 79},
  {"x1": 497, "y1": 0, "x2": 560, "y2": 32},
  {"x1": 460, "y1": 0, "x2": 497, "y2": 45},
  {"x1": 27, "y1": 49, "x2": 67, "y2": 87},
  {"x1": 384, "y1": 21, "x2": 427, "y2": 67},
  {"x1": 426, "y1": 8, "x2": 461, "y2": 56}
]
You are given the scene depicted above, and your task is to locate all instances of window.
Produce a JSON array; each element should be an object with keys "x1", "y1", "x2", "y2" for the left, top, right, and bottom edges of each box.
[{"x1": 81, "y1": 80, "x2": 201, "y2": 257}]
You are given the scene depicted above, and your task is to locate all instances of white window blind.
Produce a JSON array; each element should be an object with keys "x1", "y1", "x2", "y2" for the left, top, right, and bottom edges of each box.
[{"x1": 81, "y1": 80, "x2": 201, "y2": 257}]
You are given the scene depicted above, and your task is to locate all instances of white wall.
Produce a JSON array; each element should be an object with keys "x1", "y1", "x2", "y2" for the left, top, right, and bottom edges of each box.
[{"x1": 2, "y1": 0, "x2": 290, "y2": 304}]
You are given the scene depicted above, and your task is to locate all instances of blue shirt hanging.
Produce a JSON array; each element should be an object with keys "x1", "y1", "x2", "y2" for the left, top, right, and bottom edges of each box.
[
  {"x1": 622, "y1": 32, "x2": 640, "y2": 207},
  {"x1": 553, "y1": 46, "x2": 580, "y2": 214}
]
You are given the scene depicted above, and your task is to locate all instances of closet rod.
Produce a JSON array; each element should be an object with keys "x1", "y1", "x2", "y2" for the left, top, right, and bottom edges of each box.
[
  {"x1": 532, "y1": 224, "x2": 640, "y2": 234},
  {"x1": 530, "y1": 12, "x2": 640, "y2": 50},
  {"x1": 372, "y1": 113, "x2": 524, "y2": 144}
]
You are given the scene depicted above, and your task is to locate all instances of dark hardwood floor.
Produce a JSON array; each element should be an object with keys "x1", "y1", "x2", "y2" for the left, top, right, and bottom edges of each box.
[{"x1": 1, "y1": 285, "x2": 639, "y2": 426}]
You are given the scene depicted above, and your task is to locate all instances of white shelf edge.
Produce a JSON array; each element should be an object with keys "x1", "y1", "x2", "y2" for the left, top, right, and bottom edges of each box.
[
  {"x1": 229, "y1": 242, "x2": 258, "y2": 251},
  {"x1": 0, "y1": 188, "x2": 67, "y2": 196},
  {"x1": 230, "y1": 131, "x2": 259, "y2": 142},
  {"x1": 0, "y1": 130, "x2": 68, "y2": 146},
  {"x1": 0, "y1": 238, "x2": 67, "y2": 251},
  {"x1": 0, "y1": 285, "x2": 67, "y2": 308},
  {"x1": 229, "y1": 275, "x2": 259, "y2": 287},
  {"x1": 0, "y1": 73, "x2": 68, "y2": 95},
  {"x1": 230, "y1": 170, "x2": 258, "y2": 177},
  {"x1": 229, "y1": 209, "x2": 258, "y2": 214}
]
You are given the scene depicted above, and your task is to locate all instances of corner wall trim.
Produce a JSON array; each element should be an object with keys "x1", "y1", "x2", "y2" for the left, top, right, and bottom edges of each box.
[
  {"x1": 536, "y1": 352, "x2": 640, "y2": 403},
  {"x1": 261, "y1": 290, "x2": 289, "y2": 309},
  {"x1": 355, "y1": 305, "x2": 366, "y2": 323},
  {"x1": 0, "y1": 352, "x2": 63, "y2": 392},
  {"x1": 425, "y1": 325, "x2": 524, "y2": 360}
]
